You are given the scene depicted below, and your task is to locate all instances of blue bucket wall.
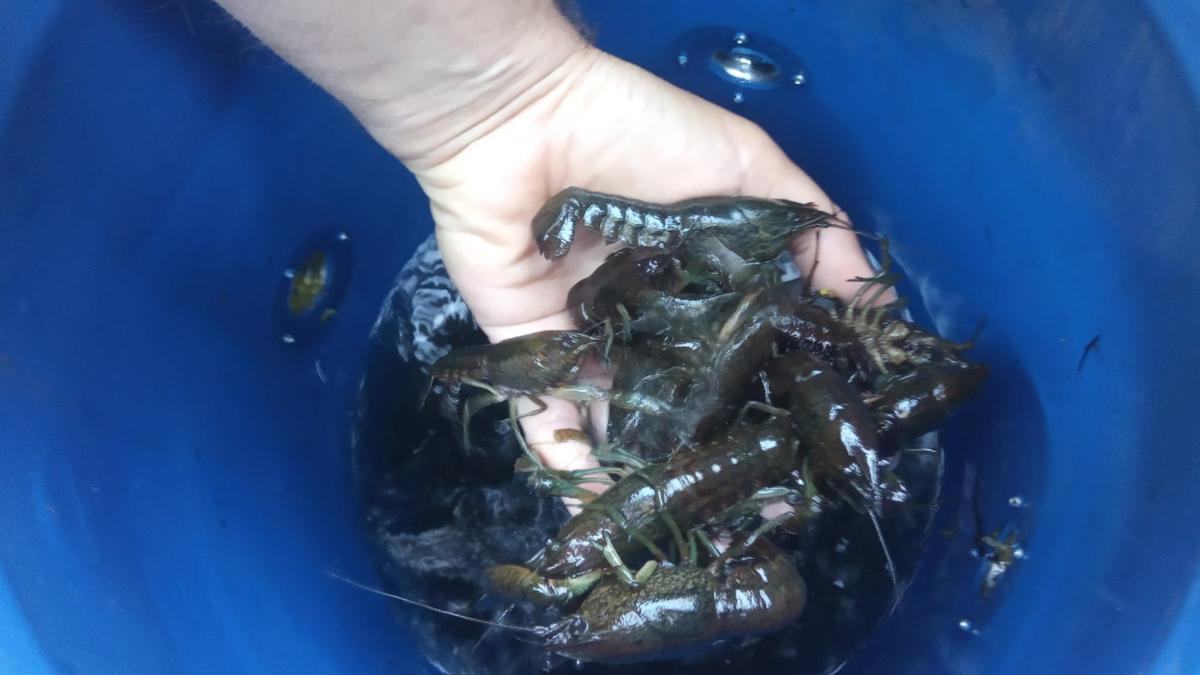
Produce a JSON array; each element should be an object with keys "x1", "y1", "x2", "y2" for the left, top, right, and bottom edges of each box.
[{"x1": 1, "y1": 1, "x2": 1197, "y2": 673}]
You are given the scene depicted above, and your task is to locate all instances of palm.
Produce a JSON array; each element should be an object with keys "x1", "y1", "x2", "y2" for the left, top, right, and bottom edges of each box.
[{"x1": 420, "y1": 52, "x2": 878, "y2": 479}]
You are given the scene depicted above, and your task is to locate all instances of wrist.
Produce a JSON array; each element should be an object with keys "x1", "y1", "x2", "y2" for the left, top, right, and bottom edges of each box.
[{"x1": 347, "y1": 6, "x2": 594, "y2": 170}]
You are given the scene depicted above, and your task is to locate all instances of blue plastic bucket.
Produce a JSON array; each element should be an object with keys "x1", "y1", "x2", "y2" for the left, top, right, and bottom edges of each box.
[{"x1": 3, "y1": 1, "x2": 1198, "y2": 673}]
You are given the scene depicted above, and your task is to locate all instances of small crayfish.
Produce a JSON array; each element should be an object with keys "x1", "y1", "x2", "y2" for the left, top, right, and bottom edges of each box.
[
  {"x1": 423, "y1": 330, "x2": 606, "y2": 456},
  {"x1": 534, "y1": 187, "x2": 843, "y2": 262}
]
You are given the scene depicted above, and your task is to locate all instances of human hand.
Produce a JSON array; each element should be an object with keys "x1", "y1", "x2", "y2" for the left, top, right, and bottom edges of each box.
[
  {"x1": 213, "y1": 0, "x2": 885, "y2": 502},
  {"x1": 409, "y1": 47, "x2": 884, "y2": 497}
]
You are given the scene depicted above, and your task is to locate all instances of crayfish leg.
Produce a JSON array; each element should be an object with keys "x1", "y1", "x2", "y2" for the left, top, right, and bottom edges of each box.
[
  {"x1": 547, "y1": 384, "x2": 609, "y2": 403},
  {"x1": 601, "y1": 318, "x2": 615, "y2": 366},
  {"x1": 461, "y1": 389, "x2": 504, "y2": 448},
  {"x1": 737, "y1": 400, "x2": 790, "y2": 423},
  {"x1": 525, "y1": 469, "x2": 600, "y2": 504},
  {"x1": 507, "y1": 399, "x2": 545, "y2": 470},
  {"x1": 515, "y1": 394, "x2": 549, "y2": 420},
  {"x1": 616, "y1": 303, "x2": 633, "y2": 343},
  {"x1": 657, "y1": 509, "x2": 688, "y2": 562},
  {"x1": 846, "y1": 238, "x2": 896, "y2": 318},
  {"x1": 863, "y1": 273, "x2": 901, "y2": 314},
  {"x1": 692, "y1": 528, "x2": 721, "y2": 558},
  {"x1": 595, "y1": 534, "x2": 640, "y2": 588},
  {"x1": 717, "y1": 509, "x2": 799, "y2": 564},
  {"x1": 591, "y1": 446, "x2": 647, "y2": 470},
  {"x1": 418, "y1": 375, "x2": 435, "y2": 410},
  {"x1": 804, "y1": 228, "x2": 823, "y2": 289}
]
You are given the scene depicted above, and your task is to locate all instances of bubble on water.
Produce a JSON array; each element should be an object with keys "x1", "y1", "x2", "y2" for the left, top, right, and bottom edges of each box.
[
  {"x1": 281, "y1": 333, "x2": 296, "y2": 344},
  {"x1": 283, "y1": 268, "x2": 295, "y2": 279},
  {"x1": 1013, "y1": 546, "x2": 1026, "y2": 560},
  {"x1": 677, "y1": 52, "x2": 689, "y2": 67},
  {"x1": 832, "y1": 578, "x2": 846, "y2": 589},
  {"x1": 1008, "y1": 495, "x2": 1025, "y2": 508},
  {"x1": 732, "y1": 91, "x2": 746, "y2": 104},
  {"x1": 835, "y1": 537, "x2": 850, "y2": 554},
  {"x1": 958, "y1": 619, "x2": 974, "y2": 632}
]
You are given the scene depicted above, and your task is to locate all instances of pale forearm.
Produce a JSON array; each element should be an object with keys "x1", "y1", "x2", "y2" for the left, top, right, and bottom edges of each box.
[{"x1": 216, "y1": 0, "x2": 589, "y2": 167}]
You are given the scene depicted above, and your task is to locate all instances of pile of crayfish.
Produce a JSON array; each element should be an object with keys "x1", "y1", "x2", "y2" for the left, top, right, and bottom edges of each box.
[{"x1": 422, "y1": 188, "x2": 989, "y2": 665}]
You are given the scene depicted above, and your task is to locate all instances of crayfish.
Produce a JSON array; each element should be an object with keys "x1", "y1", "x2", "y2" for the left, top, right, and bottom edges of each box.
[{"x1": 356, "y1": 189, "x2": 988, "y2": 667}]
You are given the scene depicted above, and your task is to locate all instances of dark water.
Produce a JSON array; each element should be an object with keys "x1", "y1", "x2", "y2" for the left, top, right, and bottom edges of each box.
[{"x1": 352, "y1": 236, "x2": 943, "y2": 674}]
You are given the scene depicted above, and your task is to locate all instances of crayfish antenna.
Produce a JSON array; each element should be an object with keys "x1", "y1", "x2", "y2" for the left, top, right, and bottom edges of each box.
[
  {"x1": 418, "y1": 376, "x2": 435, "y2": 410},
  {"x1": 866, "y1": 510, "x2": 903, "y2": 612},
  {"x1": 469, "y1": 604, "x2": 515, "y2": 658},
  {"x1": 959, "y1": 316, "x2": 989, "y2": 351},
  {"x1": 325, "y1": 568, "x2": 542, "y2": 635},
  {"x1": 803, "y1": 229, "x2": 822, "y2": 290}
]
